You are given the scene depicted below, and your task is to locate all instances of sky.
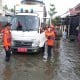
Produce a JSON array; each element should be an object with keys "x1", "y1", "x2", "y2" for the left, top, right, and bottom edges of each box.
[{"x1": 3, "y1": 0, "x2": 80, "y2": 16}]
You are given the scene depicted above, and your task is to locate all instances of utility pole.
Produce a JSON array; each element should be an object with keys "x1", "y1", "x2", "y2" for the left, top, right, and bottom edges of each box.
[{"x1": 14, "y1": 5, "x2": 16, "y2": 15}]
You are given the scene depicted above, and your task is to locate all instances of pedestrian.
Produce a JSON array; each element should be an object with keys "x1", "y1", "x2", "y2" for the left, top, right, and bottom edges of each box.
[
  {"x1": 62, "y1": 29, "x2": 67, "y2": 41},
  {"x1": 43, "y1": 26, "x2": 55, "y2": 62},
  {"x1": 50, "y1": 24, "x2": 57, "y2": 52},
  {"x1": 40, "y1": 26, "x2": 44, "y2": 33},
  {"x1": 50, "y1": 24, "x2": 57, "y2": 39},
  {"x1": 43, "y1": 24, "x2": 48, "y2": 61},
  {"x1": 2, "y1": 23, "x2": 12, "y2": 62}
]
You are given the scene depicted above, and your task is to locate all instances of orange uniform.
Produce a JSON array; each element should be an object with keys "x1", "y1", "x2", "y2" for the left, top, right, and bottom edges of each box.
[
  {"x1": 2, "y1": 28, "x2": 11, "y2": 49},
  {"x1": 45, "y1": 30, "x2": 55, "y2": 46},
  {"x1": 2, "y1": 22, "x2": 12, "y2": 62},
  {"x1": 50, "y1": 24, "x2": 57, "y2": 38}
]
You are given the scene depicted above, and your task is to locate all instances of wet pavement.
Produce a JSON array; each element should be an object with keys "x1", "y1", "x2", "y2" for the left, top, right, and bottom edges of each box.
[{"x1": 0, "y1": 39, "x2": 80, "y2": 80}]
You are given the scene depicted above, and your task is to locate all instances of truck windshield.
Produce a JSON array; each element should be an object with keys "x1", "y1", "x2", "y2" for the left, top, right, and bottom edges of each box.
[{"x1": 11, "y1": 15, "x2": 39, "y2": 31}]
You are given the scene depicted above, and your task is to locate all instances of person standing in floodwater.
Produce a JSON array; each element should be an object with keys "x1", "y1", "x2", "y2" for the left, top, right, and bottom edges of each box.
[
  {"x1": 43, "y1": 27, "x2": 55, "y2": 62},
  {"x1": 2, "y1": 23, "x2": 12, "y2": 62},
  {"x1": 62, "y1": 29, "x2": 67, "y2": 41}
]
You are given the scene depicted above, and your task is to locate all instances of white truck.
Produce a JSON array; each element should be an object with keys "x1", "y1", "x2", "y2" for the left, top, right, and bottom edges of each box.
[{"x1": 11, "y1": 12, "x2": 46, "y2": 53}]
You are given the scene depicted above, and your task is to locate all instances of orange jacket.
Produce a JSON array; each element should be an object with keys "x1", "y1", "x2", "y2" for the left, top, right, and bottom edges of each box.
[
  {"x1": 45, "y1": 30, "x2": 55, "y2": 46},
  {"x1": 2, "y1": 28, "x2": 12, "y2": 48}
]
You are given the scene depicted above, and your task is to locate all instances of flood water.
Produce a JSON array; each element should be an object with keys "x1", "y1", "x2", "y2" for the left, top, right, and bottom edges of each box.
[{"x1": 0, "y1": 39, "x2": 80, "y2": 80}]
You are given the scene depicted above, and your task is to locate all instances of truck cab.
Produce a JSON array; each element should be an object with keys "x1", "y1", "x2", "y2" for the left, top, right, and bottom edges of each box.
[{"x1": 11, "y1": 13, "x2": 46, "y2": 53}]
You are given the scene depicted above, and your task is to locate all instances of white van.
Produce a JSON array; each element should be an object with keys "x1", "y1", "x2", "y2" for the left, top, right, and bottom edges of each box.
[{"x1": 11, "y1": 13, "x2": 46, "y2": 53}]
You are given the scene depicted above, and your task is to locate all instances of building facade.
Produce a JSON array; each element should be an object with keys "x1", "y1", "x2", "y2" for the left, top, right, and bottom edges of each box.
[{"x1": 0, "y1": 0, "x2": 3, "y2": 15}]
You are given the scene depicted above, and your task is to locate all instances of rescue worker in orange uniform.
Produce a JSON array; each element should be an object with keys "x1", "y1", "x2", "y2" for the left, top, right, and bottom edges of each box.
[
  {"x1": 43, "y1": 24, "x2": 48, "y2": 60},
  {"x1": 45, "y1": 26, "x2": 55, "y2": 61},
  {"x1": 50, "y1": 24, "x2": 57, "y2": 39},
  {"x1": 2, "y1": 23, "x2": 12, "y2": 62}
]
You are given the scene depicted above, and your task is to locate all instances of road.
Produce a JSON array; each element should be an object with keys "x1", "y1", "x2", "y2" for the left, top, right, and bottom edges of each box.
[{"x1": 0, "y1": 39, "x2": 80, "y2": 80}]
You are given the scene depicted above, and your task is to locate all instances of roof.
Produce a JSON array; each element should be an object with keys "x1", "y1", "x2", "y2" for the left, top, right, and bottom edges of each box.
[
  {"x1": 21, "y1": 0, "x2": 44, "y2": 4},
  {"x1": 75, "y1": 3, "x2": 80, "y2": 14},
  {"x1": 69, "y1": 3, "x2": 80, "y2": 15}
]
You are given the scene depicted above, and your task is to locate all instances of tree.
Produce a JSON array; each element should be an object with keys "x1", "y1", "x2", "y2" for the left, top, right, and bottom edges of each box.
[
  {"x1": 48, "y1": 3, "x2": 57, "y2": 24},
  {"x1": 3, "y1": 4, "x2": 8, "y2": 11},
  {"x1": 3, "y1": 4, "x2": 9, "y2": 15},
  {"x1": 52, "y1": 16, "x2": 61, "y2": 26},
  {"x1": 10, "y1": 8, "x2": 14, "y2": 12}
]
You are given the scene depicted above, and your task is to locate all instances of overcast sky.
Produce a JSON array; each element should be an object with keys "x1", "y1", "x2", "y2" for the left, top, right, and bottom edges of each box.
[{"x1": 3, "y1": 0, "x2": 80, "y2": 16}]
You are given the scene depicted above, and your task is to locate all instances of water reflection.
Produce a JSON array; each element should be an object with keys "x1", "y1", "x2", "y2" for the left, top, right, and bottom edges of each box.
[
  {"x1": 0, "y1": 39, "x2": 80, "y2": 80},
  {"x1": 3, "y1": 63, "x2": 12, "y2": 80},
  {"x1": 44, "y1": 40, "x2": 60, "y2": 80},
  {"x1": 44, "y1": 62, "x2": 55, "y2": 80}
]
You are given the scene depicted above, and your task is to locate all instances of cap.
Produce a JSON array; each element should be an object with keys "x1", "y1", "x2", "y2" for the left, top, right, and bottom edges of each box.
[{"x1": 5, "y1": 22, "x2": 12, "y2": 27}]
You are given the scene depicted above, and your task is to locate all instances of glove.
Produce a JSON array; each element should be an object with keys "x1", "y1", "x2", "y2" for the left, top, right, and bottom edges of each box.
[
  {"x1": 5, "y1": 46, "x2": 9, "y2": 51},
  {"x1": 47, "y1": 36, "x2": 51, "y2": 39},
  {"x1": 47, "y1": 36, "x2": 55, "y2": 40}
]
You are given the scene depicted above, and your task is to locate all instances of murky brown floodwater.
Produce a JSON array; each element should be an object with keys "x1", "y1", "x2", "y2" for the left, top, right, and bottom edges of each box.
[{"x1": 0, "y1": 39, "x2": 80, "y2": 80}]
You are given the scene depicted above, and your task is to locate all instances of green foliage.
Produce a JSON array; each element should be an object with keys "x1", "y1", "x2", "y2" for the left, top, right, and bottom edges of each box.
[
  {"x1": 52, "y1": 16, "x2": 61, "y2": 26},
  {"x1": 3, "y1": 4, "x2": 8, "y2": 10},
  {"x1": 10, "y1": 8, "x2": 14, "y2": 12},
  {"x1": 48, "y1": 3, "x2": 57, "y2": 18}
]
